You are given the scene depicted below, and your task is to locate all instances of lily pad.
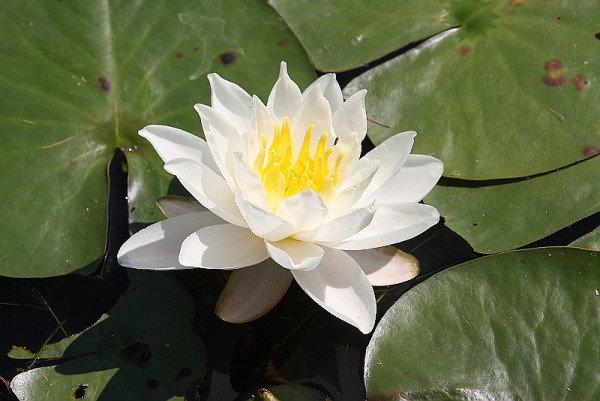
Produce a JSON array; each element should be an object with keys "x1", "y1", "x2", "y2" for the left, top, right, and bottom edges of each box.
[
  {"x1": 0, "y1": 0, "x2": 315, "y2": 278},
  {"x1": 570, "y1": 224, "x2": 600, "y2": 251},
  {"x1": 425, "y1": 155, "x2": 600, "y2": 254},
  {"x1": 10, "y1": 270, "x2": 205, "y2": 401},
  {"x1": 341, "y1": 0, "x2": 599, "y2": 179},
  {"x1": 365, "y1": 247, "x2": 600, "y2": 401}
]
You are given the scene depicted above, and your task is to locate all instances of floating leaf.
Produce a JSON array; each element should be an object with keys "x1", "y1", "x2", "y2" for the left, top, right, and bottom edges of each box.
[
  {"x1": 341, "y1": 0, "x2": 599, "y2": 179},
  {"x1": 365, "y1": 247, "x2": 600, "y2": 401},
  {"x1": 0, "y1": 0, "x2": 315, "y2": 278},
  {"x1": 10, "y1": 270, "x2": 205, "y2": 401},
  {"x1": 425, "y1": 156, "x2": 600, "y2": 253},
  {"x1": 570, "y1": 223, "x2": 600, "y2": 251}
]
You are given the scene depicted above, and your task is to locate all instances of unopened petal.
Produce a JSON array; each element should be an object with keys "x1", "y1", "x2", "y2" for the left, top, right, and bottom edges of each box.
[
  {"x1": 266, "y1": 238, "x2": 324, "y2": 271},
  {"x1": 117, "y1": 212, "x2": 223, "y2": 270},
  {"x1": 347, "y1": 247, "x2": 420, "y2": 286},
  {"x1": 324, "y1": 203, "x2": 440, "y2": 250},
  {"x1": 179, "y1": 224, "x2": 268, "y2": 269},
  {"x1": 267, "y1": 62, "x2": 303, "y2": 122},
  {"x1": 216, "y1": 259, "x2": 293, "y2": 323},
  {"x1": 292, "y1": 248, "x2": 376, "y2": 334},
  {"x1": 164, "y1": 158, "x2": 246, "y2": 227}
]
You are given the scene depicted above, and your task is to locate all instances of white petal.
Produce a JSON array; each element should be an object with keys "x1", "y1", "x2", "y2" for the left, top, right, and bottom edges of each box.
[
  {"x1": 328, "y1": 158, "x2": 379, "y2": 217},
  {"x1": 290, "y1": 85, "x2": 334, "y2": 155},
  {"x1": 366, "y1": 155, "x2": 444, "y2": 204},
  {"x1": 324, "y1": 203, "x2": 440, "y2": 250},
  {"x1": 233, "y1": 152, "x2": 269, "y2": 210},
  {"x1": 249, "y1": 96, "x2": 276, "y2": 163},
  {"x1": 266, "y1": 238, "x2": 324, "y2": 271},
  {"x1": 117, "y1": 212, "x2": 223, "y2": 270},
  {"x1": 195, "y1": 104, "x2": 246, "y2": 190},
  {"x1": 333, "y1": 89, "x2": 367, "y2": 142},
  {"x1": 157, "y1": 195, "x2": 207, "y2": 218},
  {"x1": 207, "y1": 73, "x2": 253, "y2": 133},
  {"x1": 295, "y1": 205, "x2": 375, "y2": 243},
  {"x1": 353, "y1": 131, "x2": 416, "y2": 204},
  {"x1": 216, "y1": 259, "x2": 293, "y2": 323},
  {"x1": 346, "y1": 247, "x2": 420, "y2": 286},
  {"x1": 267, "y1": 62, "x2": 303, "y2": 122},
  {"x1": 302, "y1": 73, "x2": 343, "y2": 113},
  {"x1": 139, "y1": 125, "x2": 219, "y2": 172},
  {"x1": 292, "y1": 248, "x2": 376, "y2": 334},
  {"x1": 164, "y1": 158, "x2": 246, "y2": 227},
  {"x1": 179, "y1": 224, "x2": 268, "y2": 269},
  {"x1": 276, "y1": 189, "x2": 328, "y2": 232},
  {"x1": 235, "y1": 193, "x2": 295, "y2": 241}
]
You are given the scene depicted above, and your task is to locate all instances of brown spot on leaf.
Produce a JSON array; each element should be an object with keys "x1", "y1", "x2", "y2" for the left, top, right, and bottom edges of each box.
[
  {"x1": 509, "y1": 0, "x2": 527, "y2": 5},
  {"x1": 544, "y1": 59, "x2": 562, "y2": 71},
  {"x1": 72, "y1": 384, "x2": 88, "y2": 400},
  {"x1": 503, "y1": 9, "x2": 515, "y2": 15},
  {"x1": 193, "y1": 47, "x2": 199, "y2": 51},
  {"x1": 219, "y1": 52, "x2": 237, "y2": 66},
  {"x1": 572, "y1": 74, "x2": 589, "y2": 91},
  {"x1": 175, "y1": 51, "x2": 183, "y2": 58},
  {"x1": 543, "y1": 59, "x2": 566, "y2": 86},
  {"x1": 458, "y1": 46, "x2": 471, "y2": 56},
  {"x1": 277, "y1": 38, "x2": 288, "y2": 47},
  {"x1": 98, "y1": 77, "x2": 111, "y2": 92},
  {"x1": 583, "y1": 146, "x2": 600, "y2": 157},
  {"x1": 556, "y1": 16, "x2": 562, "y2": 20}
]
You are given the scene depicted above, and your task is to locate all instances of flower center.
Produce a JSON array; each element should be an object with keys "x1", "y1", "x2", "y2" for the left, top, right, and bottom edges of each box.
[{"x1": 253, "y1": 117, "x2": 344, "y2": 211}]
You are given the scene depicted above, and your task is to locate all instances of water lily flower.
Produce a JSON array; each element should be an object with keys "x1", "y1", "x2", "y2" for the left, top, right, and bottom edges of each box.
[{"x1": 118, "y1": 62, "x2": 443, "y2": 333}]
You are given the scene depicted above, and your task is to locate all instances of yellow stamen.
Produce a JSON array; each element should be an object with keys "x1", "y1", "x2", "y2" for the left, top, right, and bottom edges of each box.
[{"x1": 253, "y1": 116, "x2": 346, "y2": 210}]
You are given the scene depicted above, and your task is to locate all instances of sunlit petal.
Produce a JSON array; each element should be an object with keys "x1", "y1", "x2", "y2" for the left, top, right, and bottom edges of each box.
[
  {"x1": 265, "y1": 238, "x2": 324, "y2": 271},
  {"x1": 347, "y1": 247, "x2": 420, "y2": 286}
]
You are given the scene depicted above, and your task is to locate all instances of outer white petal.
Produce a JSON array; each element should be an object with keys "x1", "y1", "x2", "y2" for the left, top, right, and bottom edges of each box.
[
  {"x1": 117, "y1": 212, "x2": 223, "y2": 270},
  {"x1": 364, "y1": 155, "x2": 444, "y2": 204},
  {"x1": 290, "y1": 85, "x2": 335, "y2": 155},
  {"x1": 207, "y1": 73, "x2": 253, "y2": 134},
  {"x1": 139, "y1": 125, "x2": 219, "y2": 172},
  {"x1": 195, "y1": 104, "x2": 247, "y2": 190},
  {"x1": 267, "y1": 62, "x2": 303, "y2": 122},
  {"x1": 276, "y1": 189, "x2": 328, "y2": 232},
  {"x1": 266, "y1": 238, "x2": 324, "y2": 271},
  {"x1": 323, "y1": 203, "x2": 440, "y2": 250},
  {"x1": 235, "y1": 193, "x2": 295, "y2": 242},
  {"x1": 157, "y1": 195, "x2": 207, "y2": 218},
  {"x1": 179, "y1": 224, "x2": 268, "y2": 269},
  {"x1": 353, "y1": 131, "x2": 416, "y2": 205},
  {"x1": 332, "y1": 89, "x2": 367, "y2": 142},
  {"x1": 294, "y1": 205, "x2": 375, "y2": 243},
  {"x1": 164, "y1": 158, "x2": 247, "y2": 227},
  {"x1": 292, "y1": 248, "x2": 376, "y2": 334},
  {"x1": 216, "y1": 259, "x2": 293, "y2": 323},
  {"x1": 346, "y1": 247, "x2": 420, "y2": 286},
  {"x1": 302, "y1": 73, "x2": 343, "y2": 113}
]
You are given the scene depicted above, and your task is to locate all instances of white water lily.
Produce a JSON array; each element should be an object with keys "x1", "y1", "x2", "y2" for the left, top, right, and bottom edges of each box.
[{"x1": 118, "y1": 62, "x2": 443, "y2": 333}]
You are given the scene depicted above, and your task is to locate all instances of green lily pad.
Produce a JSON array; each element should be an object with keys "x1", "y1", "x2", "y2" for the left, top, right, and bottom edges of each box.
[
  {"x1": 340, "y1": 0, "x2": 599, "y2": 179},
  {"x1": 365, "y1": 247, "x2": 600, "y2": 400},
  {"x1": 10, "y1": 270, "x2": 205, "y2": 401},
  {"x1": 0, "y1": 0, "x2": 315, "y2": 278},
  {"x1": 425, "y1": 155, "x2": 600, "y2": 254},
  {"x1": 570, "y1": 225, "x2": 600, "y2": 251}
]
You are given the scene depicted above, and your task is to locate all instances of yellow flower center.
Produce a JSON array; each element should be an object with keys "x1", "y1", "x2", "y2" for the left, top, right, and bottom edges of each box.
[{"x1": 253, "y1": 117, "x2": 344, "y2": 211}]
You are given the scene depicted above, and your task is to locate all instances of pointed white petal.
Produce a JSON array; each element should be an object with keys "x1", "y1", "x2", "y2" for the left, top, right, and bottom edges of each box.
[
  {"x1": 328, "y1": 158, "x2": 379, "y2": 217},
  {"x1": 266, "y1": 238, "x2": 324, "y2": 271},
  {"x1": 347, "y1": 247, "x2": 420, "y2": 286},
  {"x1": 276, "y1": 190, "x2": 328, "y2": 232},
  {"x1": 156, "y1": 195, "x2": 208, "y2": 218},
  {"x1": 267, "y1": 62, "x2": 303, "y2": 122},
  {"x1": 207, "y1": 73, "x2": 253, "y2": 133},
  {"x1": 216, "y1": 259, "x2": 293, "y2": 323},
  {"x1": 179, "y1": 224, "x2": 268, "y2": 269},
  {"x1": 249, "y1": 96, "x2": 276, "y2": 163},
  {"x1": 235, "y1": 193, "x2": 295, "y2": 241},
  {"x1": 302, "y1": 73, "x2": 343, "y2": 113},
  {"x1": 333, "y1": 89, "x2": 367, "y2": 142},
  {"x1": 292, "y1": 248, "x2": 376, "y2": 334},
  {"x1": 354, "y1": 131, "x2": 416, "y2": 204},
  {"x1": 117, "y1": 212, "x2": 223, "y2": 270},
  {"x1": 290, "y1": 85, "x2": 334, "y2": 155},
  {"x1": 164, "y1": 158, "x2": 247, "y2": 227},
  {"x1": 324, "y1": 203, "x2": 440, "y2": 250},
  {"x1": 365, "y1": 155, "x2": 444, "y2": 204},
  {"x1": 295, "y1": 205, "x2": 375, "y2": 243},
  {"x1": 233, "y1": 153, "x2": 270, "y2": 210},
  {"x1": 139, "y1": 125, "x2": 219, "y2": 172}
]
